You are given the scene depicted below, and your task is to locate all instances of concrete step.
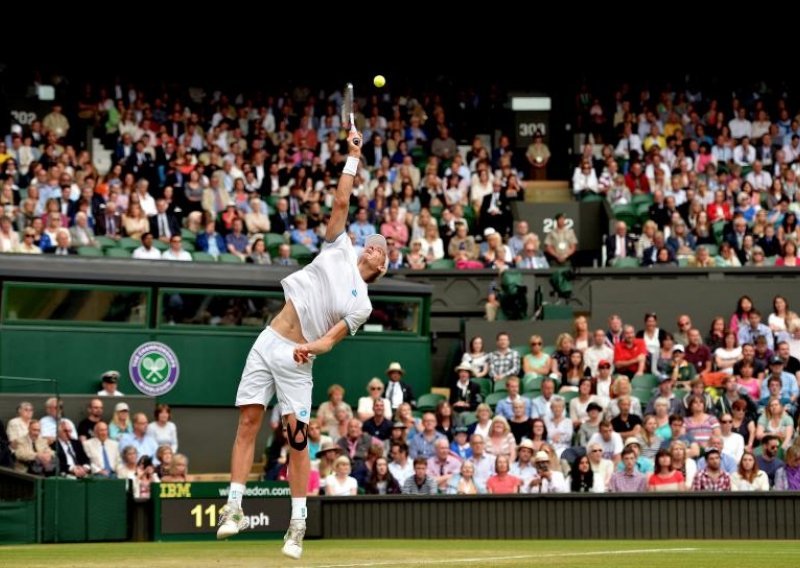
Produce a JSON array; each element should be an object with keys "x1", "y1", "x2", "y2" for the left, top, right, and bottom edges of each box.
[{"x1": 524, "y1": 180, "x2": 573, "y2": 203}]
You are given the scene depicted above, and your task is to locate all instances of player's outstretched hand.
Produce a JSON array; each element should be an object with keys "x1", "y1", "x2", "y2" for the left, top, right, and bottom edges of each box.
[
  {"x1": 293, "y1": 345, "x2": 313, "y2": 364},
  {"x1": 347, "y1": 129, "x2": 362, "y2": 157}
]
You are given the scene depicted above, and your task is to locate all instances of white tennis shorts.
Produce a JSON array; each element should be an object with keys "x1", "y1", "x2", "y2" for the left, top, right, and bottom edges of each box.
[{"x1": 235, "y1": 326, "x2": 313, "y2": 421}]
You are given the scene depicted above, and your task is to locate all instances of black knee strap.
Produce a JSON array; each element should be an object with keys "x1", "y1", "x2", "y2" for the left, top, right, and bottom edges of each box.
[{"x1": 285, "y1": 419, "x2": 309, "y2": 451}]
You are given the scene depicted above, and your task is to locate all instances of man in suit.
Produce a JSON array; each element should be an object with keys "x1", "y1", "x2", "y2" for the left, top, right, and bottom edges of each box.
[
  {"x1": 82, "y1": 421, "x2": 120, "y2": 478},
  {"x1": 12, "y1": 419, "x2": 55, "y2": 475},
  {"x1": 449, "y1": 364, "x2": 482, "y2": 413},
  {"x1": 96, "y1": 200, "x2": 122, "y2": 239},
  {"x1": 48, "y1": 229, "x2": 77, "y2": 255},
  {"x1": 725, "y1": 216, "x2": 751, "y2": 264},
  {"x1": 113, "y1": 133, "x2": 135, "y2": 166},
  {"x1": 648, "y1": 190, "x2": 672, "y2": 230},
  {"x1": 605, "y1": 221, "x2": 637, "y2": 266},
  {"x1": 270, "y1": 198, "x2": 293, "y2": 234},
  {"x1": 69, "y1": 212, "x2": 97, "y2": 248},
  {"x1": 641, "y1": 231, "x2": 670, "y2": 267},
  {"x1": 479, "y1": 181, "x2": 513, "y2": 237},
  {"x1": 384, "y1": 362, "x2": 416, "y2": 411},
  {"x1": 273, "y1": 243, "x2": 298, "y2": 267},
  {"x1": 150, "y1": 198, "x2": 181, "y2": 242},
  {"x1": 52, "y1": 420, "x2": 91, "y2": 477},
  {"x1": 361, "y1": 133, "x2": 388, "y2": 169}
]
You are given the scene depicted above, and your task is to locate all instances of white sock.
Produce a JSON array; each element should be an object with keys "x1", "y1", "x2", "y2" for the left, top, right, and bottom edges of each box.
[
  {"x1": 227, "y1": 482, "x2": 246, "y2": 508},
  {"x1": 291, "y1": 497, "x2": 307, "y2": 521}
]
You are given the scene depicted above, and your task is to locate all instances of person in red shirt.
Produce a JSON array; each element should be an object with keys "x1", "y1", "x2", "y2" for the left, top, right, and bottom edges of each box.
[
  {"x1": 613, "y1": 325, "x2": 647, "y2": 379},
  {"x1": 486, "y1": 455, "x2": 521, "y2": 494}
]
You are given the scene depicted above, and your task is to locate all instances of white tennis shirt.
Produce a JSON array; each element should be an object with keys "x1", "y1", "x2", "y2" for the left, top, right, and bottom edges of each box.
[{"x1": 281, "y1": 232, "x2": 372, "y2": 342}]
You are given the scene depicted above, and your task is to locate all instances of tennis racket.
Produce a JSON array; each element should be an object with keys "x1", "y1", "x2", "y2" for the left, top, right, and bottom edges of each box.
[{"x1": 342, "y1": 82, "x2": 360, "y2": 146}]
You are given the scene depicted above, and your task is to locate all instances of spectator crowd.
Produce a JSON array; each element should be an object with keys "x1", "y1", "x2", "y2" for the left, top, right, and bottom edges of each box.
[{"x1": 1, "y1": 373, "x2": 186, "y2": 500}]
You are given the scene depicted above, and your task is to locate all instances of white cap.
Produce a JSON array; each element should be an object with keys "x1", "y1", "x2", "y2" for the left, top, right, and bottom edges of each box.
[
  {"x1": 534, "y1": 451, "x2": 550, "y2": 462},
  {"x1": 483, "y1": 227, "x2": 497, "y2": 237}
]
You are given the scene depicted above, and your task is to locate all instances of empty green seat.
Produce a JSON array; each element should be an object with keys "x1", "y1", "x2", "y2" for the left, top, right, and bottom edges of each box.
[
  {"x1": 105, "y1": 247, "x2": 131, "y2": 259},
  {"x1": 95, "y1": 236, "x2": 118, "y2": 249},
  {"x1": 429, "y1": 258, "x2": 455, "y2": 270},
  {"x1": 417, "y1": 393, "x2": 446, "y2": 412},
  {"x1": 192, "y1": 252, "x2": 216, "y2": 262},
  {"x1": 218, "y1": 253, "x2": 244, "y2": 263},
  {"x1": 118, "y1": 237, "x2": 140, "y2": 251},
  {"x1": 484, "y1": 391, "x2": 508, "y2": 408},
  {"x1": 77, "y1": 246, "x2": 103, "y2": 257}
]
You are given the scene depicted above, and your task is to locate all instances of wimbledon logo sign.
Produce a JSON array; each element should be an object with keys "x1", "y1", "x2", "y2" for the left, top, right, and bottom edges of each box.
[{"x1": 129, "y1": 342, "x2": 180, "y2": 397}]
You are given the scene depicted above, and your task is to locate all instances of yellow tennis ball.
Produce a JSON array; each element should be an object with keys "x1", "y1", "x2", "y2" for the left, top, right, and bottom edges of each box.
[{"x1": 373, "y1": 75, "x2": 386, "y2": 88}]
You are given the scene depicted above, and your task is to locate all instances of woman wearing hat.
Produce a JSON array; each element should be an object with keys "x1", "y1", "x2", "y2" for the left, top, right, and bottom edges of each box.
[
  {"x1": 109, "y1": 403, "x2": 132, "y2": 441},
  {"x1": 449, "y1": 364, "x2": 481, "y2": 412},
  {"x1": 315, "y1": 442, "x2": 343, "y2": 492}
]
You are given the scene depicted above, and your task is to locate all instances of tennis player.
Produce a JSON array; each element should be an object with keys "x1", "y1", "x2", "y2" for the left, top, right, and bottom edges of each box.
[{"x1": 217, "y1": 129, "x2": 386, "y2": 560}]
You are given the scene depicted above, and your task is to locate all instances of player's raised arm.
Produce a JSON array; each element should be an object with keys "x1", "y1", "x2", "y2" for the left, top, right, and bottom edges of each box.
[{"x1": 326, "y1": 129, "x2": 362, "y2": 242}]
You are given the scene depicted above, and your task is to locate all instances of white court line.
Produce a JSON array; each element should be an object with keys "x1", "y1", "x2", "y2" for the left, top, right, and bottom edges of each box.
[{"x1": 305, "y1": 547, "x2": 699, "y2": 568}]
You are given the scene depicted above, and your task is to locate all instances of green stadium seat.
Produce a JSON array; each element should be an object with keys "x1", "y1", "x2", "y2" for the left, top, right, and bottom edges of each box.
[
  {"x1": 118, "y1": 237, "x2": 140, "y2": 251},
  {"x1": 542, "y1": 304, "x2": 574, "y2": 320},
  {"x1": 522, "y1": 374, "x2": 544, "y2": 393},
  {"x1": 542, "y1": 345, "x2": 556, "y2": 356},
  {"x1": 704, "y1": 244, "x2": 719, "y2": 257},
  {"x1": 264, "y1": 233, "x2": 286, "y2": 249},
  {"x1": 181, "y1": 228, "x2": 197, "y2": 242},
  {"x1": 218, "y1": 253, "x2": 244, "y2": 263},
  {"x1": 290, "y1": 244, "x2": 314, "y2": 265},
  {"x1": 631, "y1": 194, "x2": 654, "y2": 208},
  {"x1": 484, "y1": 391, "x2": 508, "y2": 408},
  {"x1": 95, "y1": 236, "x2": 118, "y2": 249},
  {"x1": 417, "y1": 393, "x2": 446, "y2": 412},
  {"x1": 152, "y1": 240, "x2": 169, "y2": 252},
  {"x1": 428, "y1": 258, "x2": 455, "y2": 270},
  {"x1": 459, "y1": 411, "x2": 478, "y2": 426},
  {"x1": 612, "y1": 257, "x2": 641, "y2": 268},
  {"x1": 493, "y1": 378, "x2": 508, "y2": 392},
  {"x1": 580, "y1": 193, "x2": 604, "y2": 203},
  {"x1": 105, "y1": 247, "x2": 131, "y2": 259},
  {"x1": 633, "y1": 374, "x2": 660, "y2": 390},
  {"x1": 192, "y1": 252, "x2": 216, "y2": 262},
  {"x1": 632, "y1": 388, "x2": 654, "y2": 404},
  {"x1": 181, "y1": 241, "x2": 196, "y2": 253},
  {"x1": 558, "y1": 391, "x2": 579, "y2": 405},
  {"x1": 77, "y1": 246, "x2": 103, "y2": 257},
  {"x1": 473, "y1": 378, "x2": 492, "y2": 399},
  {"x1": 712, "y1": 221, "x2": 725, "y2": 245},
  {"x1": 636, "y1": 203, "x2": 651, "y2": 223},
  {"x1": 612, "y1": 204, "x2": 639, "y2": 230},
  {"x1": 512, "y1": 345, "x2": 528, "y2": 359}
]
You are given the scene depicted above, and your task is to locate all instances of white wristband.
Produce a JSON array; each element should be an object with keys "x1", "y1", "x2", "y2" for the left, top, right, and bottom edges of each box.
[{"x1": 343, "y1": 156, "x2": 359, "y2": 177}]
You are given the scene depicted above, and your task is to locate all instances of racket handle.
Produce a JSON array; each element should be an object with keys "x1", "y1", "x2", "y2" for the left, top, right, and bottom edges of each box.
[{"x1": 350, "y1": 112, "x2": 360, "y2": 146}]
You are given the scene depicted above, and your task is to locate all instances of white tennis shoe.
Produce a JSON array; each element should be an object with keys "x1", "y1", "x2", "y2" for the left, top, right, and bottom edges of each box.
[
  {"x1": 216, "y1": 504, "x2": 249, "y2": 539},
  {"x1": 281, "y1": 519, "x2": 306, "y2": 559}
]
